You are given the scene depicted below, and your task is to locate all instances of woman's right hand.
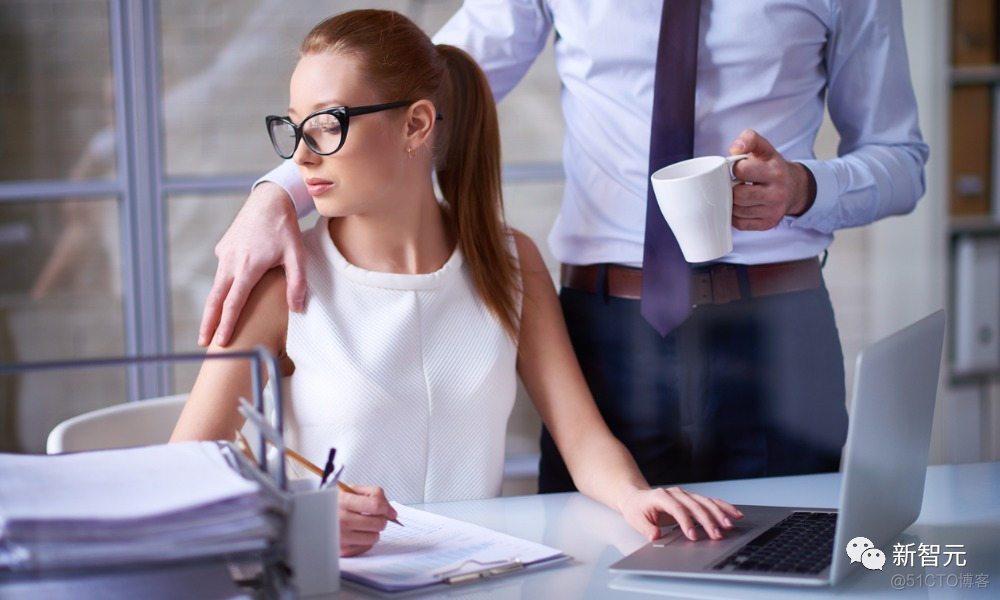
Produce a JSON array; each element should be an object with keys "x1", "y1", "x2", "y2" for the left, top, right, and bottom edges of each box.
[
  {"x1": 619, "y1": 486, "x2": 743, "y2": 542},
  {"x1": 338, "y1": 485, "x2": 399, "y2": 557}
]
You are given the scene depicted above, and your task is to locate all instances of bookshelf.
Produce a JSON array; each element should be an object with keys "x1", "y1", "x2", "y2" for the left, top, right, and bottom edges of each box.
[
  {"x1": 946, "y1": 1, "x2": 1000, "y2": 464},
  {"x1": 949, "y1": 0, "x2": 1000, "y2": 374},
  {"x1": 950, "y1": 0, "x2": 999, "y2": 220}
]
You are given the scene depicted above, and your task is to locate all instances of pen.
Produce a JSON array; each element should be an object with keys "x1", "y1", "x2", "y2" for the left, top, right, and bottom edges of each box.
[
  {"x1": 270, "y1": 441, "x2": 404, "y2": 527},
  {"x1": 320, "y1": 448, "x2": 336, "y2": 487},
  {"x1": 321, "y1": 464, "x2": 344, "y2": 491}
]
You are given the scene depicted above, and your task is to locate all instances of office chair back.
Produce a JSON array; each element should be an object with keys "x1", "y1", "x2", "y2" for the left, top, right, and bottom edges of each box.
[{"x1": 46, "y1": 393, "x2": 188, "y2": 454}]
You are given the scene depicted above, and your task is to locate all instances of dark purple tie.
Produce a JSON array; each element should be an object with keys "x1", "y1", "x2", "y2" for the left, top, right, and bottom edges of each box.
[{"x1": 640, "y1": 0, "x2": 700, "y2": 336}]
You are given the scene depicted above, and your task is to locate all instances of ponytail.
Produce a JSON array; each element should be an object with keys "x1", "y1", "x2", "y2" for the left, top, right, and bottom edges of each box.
[
  {"x1": 301, "y1": 12, "x2": 520, "y2": 340},
  {"x1": 434, "y1": 45, "x2": 520, "y2": 340}
]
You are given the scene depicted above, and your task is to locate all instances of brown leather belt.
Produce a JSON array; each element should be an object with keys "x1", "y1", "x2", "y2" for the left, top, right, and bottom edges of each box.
[{"x1": 560, "y1": 258, "x2": 823, "y2": 306}]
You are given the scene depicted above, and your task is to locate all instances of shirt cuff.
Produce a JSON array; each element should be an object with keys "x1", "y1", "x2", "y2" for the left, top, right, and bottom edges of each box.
[
  {"x1": 788, "y1": 159, "x2": 837, "y2": 234},
  {"x1": 253, "y1": 160, "x2": 314, "y2": 218}
]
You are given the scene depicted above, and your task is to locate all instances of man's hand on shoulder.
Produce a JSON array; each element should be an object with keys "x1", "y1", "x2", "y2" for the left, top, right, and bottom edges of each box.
[{"x1": 198, "y1": 182, "x2": 307, "y2": 347}]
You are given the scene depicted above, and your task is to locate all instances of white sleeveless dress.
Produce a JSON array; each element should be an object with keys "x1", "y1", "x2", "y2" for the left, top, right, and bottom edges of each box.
[{"x1": 280, "y1": 218, "x2": 519, "y2": 504}]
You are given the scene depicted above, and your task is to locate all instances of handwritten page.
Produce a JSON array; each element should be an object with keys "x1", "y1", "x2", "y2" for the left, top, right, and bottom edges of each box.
[{"x1": 339, "y1": 503, "x2": 567, "y2": 592}]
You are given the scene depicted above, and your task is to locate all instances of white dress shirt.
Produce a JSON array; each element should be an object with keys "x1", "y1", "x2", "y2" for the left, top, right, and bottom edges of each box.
[{"x1": 263, "y1": 0, "x2": 929, "y2": 267}]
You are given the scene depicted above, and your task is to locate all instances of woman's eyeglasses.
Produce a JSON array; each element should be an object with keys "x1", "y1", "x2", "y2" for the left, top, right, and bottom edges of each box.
[{"x1": 265, "y1": 100, "x2": 415, "y2": 159}]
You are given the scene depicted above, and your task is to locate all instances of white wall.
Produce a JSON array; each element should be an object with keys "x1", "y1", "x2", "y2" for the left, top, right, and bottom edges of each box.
[{"x1": 893, "y1": 0, "x2": 951, "y2": 462}]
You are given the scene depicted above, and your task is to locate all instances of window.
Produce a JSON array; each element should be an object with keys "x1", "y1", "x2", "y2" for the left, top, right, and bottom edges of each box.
[{"x1": 0, "y1": 0, "x2": 563, "y2": 476}]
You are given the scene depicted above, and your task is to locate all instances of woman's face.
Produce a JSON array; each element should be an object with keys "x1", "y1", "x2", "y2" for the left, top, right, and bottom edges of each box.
[{"x1": 288, "y1": 52, "x2": 408, "y2": 217}]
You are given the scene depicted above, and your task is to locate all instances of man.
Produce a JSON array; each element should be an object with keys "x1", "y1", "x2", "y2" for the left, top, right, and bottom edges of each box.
[{"x1": 199, "y1": 1, "x2": 928, "y2": 491}]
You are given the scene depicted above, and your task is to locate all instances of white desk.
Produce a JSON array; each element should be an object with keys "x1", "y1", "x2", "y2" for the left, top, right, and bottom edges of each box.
[
  {"x1": 342, "y1": 462, "x2": 1000, "y2": 599},
  {"x1": 2, "y1": 463, "x2": 995, "y2": 599}
]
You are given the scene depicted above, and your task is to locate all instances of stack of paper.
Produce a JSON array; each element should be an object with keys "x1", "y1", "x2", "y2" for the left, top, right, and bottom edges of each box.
[{"x1": 0, "y1": 441, "x2": 285, "y2": 571}]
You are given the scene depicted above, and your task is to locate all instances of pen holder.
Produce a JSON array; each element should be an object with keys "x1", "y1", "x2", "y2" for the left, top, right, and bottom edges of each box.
[{"x1": 286, "y1": 478, "x2": 340, "y2": 597}]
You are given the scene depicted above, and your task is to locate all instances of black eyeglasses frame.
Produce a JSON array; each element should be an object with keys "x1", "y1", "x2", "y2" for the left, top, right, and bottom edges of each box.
[{"x1": 265, "y1": 100, "x2": 416, "y2": 159}]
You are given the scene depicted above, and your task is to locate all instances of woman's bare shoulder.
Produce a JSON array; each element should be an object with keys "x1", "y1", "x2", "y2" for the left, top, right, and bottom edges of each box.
[{"x1": 510, "y1": 228, "x2": 546, "y2": 274}]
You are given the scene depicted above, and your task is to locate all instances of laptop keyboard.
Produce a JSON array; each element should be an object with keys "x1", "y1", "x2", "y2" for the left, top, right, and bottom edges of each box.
[{"x1": 712, "y1": 511, "x2": 837, "y2": 575}]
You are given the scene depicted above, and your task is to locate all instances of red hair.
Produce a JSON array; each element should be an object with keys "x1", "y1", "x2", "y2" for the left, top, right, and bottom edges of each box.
[{"x1": 301, "y1": 10, "x2": 519, "y2": 339}]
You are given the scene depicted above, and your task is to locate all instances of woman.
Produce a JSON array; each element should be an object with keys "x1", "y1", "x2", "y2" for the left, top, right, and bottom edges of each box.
[{"x1": 171, "y1": 9, "x2": 741, "y2": 557}]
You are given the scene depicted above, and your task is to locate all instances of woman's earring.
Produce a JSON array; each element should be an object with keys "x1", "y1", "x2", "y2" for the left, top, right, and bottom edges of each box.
[{"x1": 407, "y1": 147, "x2": 416, "y2": 158}]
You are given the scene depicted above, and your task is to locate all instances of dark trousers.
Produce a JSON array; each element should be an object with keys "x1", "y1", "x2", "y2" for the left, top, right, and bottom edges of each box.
[{"x1": 539, "y1": 280, "x2": 849, "y2": 492}]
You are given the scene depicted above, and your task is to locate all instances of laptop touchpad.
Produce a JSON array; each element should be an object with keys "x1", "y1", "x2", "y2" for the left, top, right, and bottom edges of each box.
[{"x1": 653, "y1": 525, "x2": 755, "y2": 546}]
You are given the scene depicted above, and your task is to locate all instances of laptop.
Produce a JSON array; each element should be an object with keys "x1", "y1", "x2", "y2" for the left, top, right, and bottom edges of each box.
[{"x1": 609, "y1": 309, "x2": 946, "y2": 587}]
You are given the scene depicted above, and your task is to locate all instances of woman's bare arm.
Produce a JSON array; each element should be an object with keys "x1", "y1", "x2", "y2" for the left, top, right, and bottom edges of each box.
[
  {"x1": 512, "y1": 231, "x2": 741, "y2": 540},
  {"x1": 172, "y1": 268, "x2": 289, "y2": 442}
]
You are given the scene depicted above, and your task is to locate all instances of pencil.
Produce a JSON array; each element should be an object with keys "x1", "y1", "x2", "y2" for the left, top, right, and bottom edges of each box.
[
  {"x1": 267, "y1": 439, "x2": 403, "y2": 526},
  {"x1": 232, "y1": 430, "x2": 258, "y2": 463}
]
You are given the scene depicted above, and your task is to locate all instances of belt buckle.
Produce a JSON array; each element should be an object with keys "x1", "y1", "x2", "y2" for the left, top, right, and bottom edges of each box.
[
  {"x1": 691, "y1": 270, "x2": 713, "y2": 306},
  {"x1": 713, "y1": 264, "x2": 743, "y2": 305},
  {"x1": 694, "y1": 264, "x2": 742, "y2": 306}
]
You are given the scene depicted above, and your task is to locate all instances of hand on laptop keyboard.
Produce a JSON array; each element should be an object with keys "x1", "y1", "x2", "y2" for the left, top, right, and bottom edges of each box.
[{"x1": 619, "y1": 486, "x2": 745, "y2": 542}]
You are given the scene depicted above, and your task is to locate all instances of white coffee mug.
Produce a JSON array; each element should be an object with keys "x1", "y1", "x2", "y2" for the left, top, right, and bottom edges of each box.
[{"x1": 650, "y1": 154, "x2": 748, "y2": 263}]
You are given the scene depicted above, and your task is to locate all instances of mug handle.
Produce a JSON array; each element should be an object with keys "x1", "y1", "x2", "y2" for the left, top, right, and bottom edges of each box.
[{"x1": 726, "y1": 154, "x2": 749, "y2": 184}]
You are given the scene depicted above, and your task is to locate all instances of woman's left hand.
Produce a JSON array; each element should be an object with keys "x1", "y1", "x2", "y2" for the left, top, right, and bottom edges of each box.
[{"x1": 619, "y1": 487, "x2": 744, "y2": 542}]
